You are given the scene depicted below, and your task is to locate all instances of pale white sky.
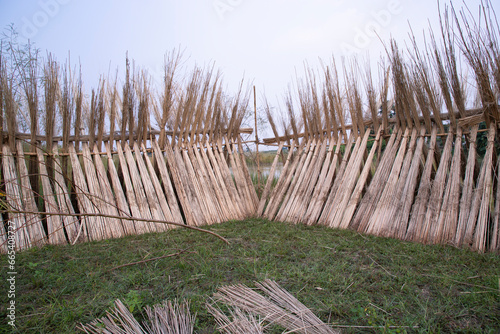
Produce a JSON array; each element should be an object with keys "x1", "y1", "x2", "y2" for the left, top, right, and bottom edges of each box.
[{"x1": 0, "y1": 0, "x2": 497, "y2": 137}]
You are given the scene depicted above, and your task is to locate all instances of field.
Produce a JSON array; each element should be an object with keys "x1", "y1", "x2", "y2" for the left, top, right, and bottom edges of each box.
[{"x1": 1, "y1": 219, "x2": 498, "y2": 333}]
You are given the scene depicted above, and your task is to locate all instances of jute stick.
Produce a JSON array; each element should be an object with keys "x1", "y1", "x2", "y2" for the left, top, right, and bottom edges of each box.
[
  {"x1": 105, "y1": 142, "x2": 136, "y2": 235},
  {"x1": 341, "y1": 126, "x2": 382, "y2": 229},
  {"x1": 16, "y1": 142, "x2": 46, "y2": 247},
  {"x1": 455, "y1": 125, "x2": 479, "y2": 246},
  {"x1": 302, "y1": 135, "x2": 336, "y2": 225},
  {"x1": 93, "y1": 144, "x2": 125, "y2": 238},
  {"x1": 472, "y1": 124, "x2": 496, "y2": 252},
  {"x1": 37, "y1": 147, "x2": 67, "y2": 244},
  {"x1": 405, "y1": 126, "x2": 438, "y2": 242},
  {"x1": 2, "y1": 144, "x2": 31, "y2": 250},
  {"x1": 257, "y1": 141, "x2": 285, "y2": 216}
]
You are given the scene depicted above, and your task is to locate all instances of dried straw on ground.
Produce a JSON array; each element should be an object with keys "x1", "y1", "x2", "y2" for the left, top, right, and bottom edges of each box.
[
  {"x1": 79, "y1": 299, "x2": 194, "y2": 334},
  {"x1": 213, "y1": 279, "x2": 339, "y2": 334}
]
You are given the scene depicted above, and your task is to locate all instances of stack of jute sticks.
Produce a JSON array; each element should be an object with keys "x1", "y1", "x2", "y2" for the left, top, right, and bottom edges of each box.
[
  {"x1": 258, "y1": 4, "x2": 500, "y2": 253},
  {"x1": 0, "y1": 51, "x2": 257, "y2": 252}
]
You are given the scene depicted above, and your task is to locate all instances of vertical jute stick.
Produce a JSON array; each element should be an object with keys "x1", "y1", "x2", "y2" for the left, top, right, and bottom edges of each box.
[
  {"x1": 405, "y1": 126, "x2": 438, "y2": 242},
  {"x1": 16, "y1": 142, "x2": 46, "y2": 247},
  {"x1": 455, "y1": 125, "x2": 479, "y2": 246},
  {"x1": 472, "y1": 124, "x2": 496, "y2": 253},
  {"x1": 105, "y1": 142, "x2": 136, "y2": 236},
  {"x1": 341, "y1": 126, "x2": 382, "y2": 229},
  {"x1": 37, "y1": 147, "x2": 67, "y2": 245},
  {"x1": 2, "y1": 144, "x2": 31, "y2": 250}
]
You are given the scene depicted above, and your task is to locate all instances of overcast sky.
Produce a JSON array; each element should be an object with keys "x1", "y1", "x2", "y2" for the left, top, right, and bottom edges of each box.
[{"x1": 1, "y1": 0, "x2": 498, "y2": 137}]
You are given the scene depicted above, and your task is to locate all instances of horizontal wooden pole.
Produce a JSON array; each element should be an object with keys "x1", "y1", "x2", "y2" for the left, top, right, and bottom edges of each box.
[{"x1": 1, "y1": 128, "x2": 254, "y2": 144}]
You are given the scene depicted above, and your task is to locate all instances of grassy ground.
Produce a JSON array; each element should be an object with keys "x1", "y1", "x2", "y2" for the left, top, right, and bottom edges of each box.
[{"x1": 0, "y1": 219, "x2": 499, "y2": 333}]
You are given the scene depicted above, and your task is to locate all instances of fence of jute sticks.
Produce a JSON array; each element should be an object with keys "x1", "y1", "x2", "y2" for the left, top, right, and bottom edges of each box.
[
  {"x1": 1, "y1": 3, "x2": 500, "y2": 254},
  {"x1": 257, "y1": 4, "x2": 500, "y2": 253},
  {"x1": 0, "y1": 52, "x2": 258, "y2": 252}
]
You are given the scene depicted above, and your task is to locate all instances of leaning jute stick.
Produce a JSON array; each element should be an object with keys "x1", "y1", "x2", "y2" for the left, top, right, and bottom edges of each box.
[
  {"x1": 490, "y1": 154, "x2": 500, "y2": 251},
  {"x1": 140, "y1": 143, "x2": 175, "y2": 227},
  {"x1": 421, "y1": 131, "x2": 453, "y2": 244},
  {"x1": 472, "y1": 124, "x2": 496, "y2": 253},
  {"x1": 326, "y1": 130, "x2": 367, "y2": 227},
  {"x1": 285, "y1": 138, "x2": 322, "y2": 223},
  {"x1": 93, "y1": 144, "x2": 125, "y2": 238},
  {"x1": 277, "y1": 138, "x2": 315, "y2": 222},
  {"x1": 306, "y1": 134, "x2": 343, "y2": 225},
  {"x1": 433, "y1": 127, "x2": 463, "y2": 245},
  {"x1": 367, "y1": 127, "x2": 411, "y2": 236},
  {"x1": 276, "y1": 139, "x2": 314, "y2": 222},
  {"x1": 204, "y1": 140, "x2": 243, "y2": 220},
  {"x1": 6, "y1": 209, "x2": 230, "y2": 244},
  {"x1": 264, "y1": 139, "x2": 302, "y2": 220},
  {"x1": 318, "y1": 133, "x2": 355, "y2": 226},
  {"x1": 455, "y1": 125, "x2": 479, "y2": 246},
  {"x1": 37, "y1": 147, "x2": 67, "y2": 244},
  {"x1": 183, "y1": 143, "x2": 218, "y2": 224},
  {"x1": 2, "y1": 144, "x2": 32, "y2": 250},
  {"x1": 330, "y1": 129, "x2": 372, "y2": 229},
  {"x1": 150, "y1": 140, "x2": 184, "y2": 224},
  {"x1": 341, "y1": 126, "x2": 382, "y2": 229},
  {"x1": 352, "y1": 128, "x2": 400, "y2": 233},
  {"x1": 69, "y1": 143, "x2": 99, "y2": 241},
  {"x1": 123, "y1": 144, "x2": 156, "y2": 232},
  {"x1": 161, "y1": 138, "x2": 198, "y2": 226},
  {"x1": 52, "y1": 147, "x2": 80, "y2": 242},
  {"x1": 187, "y1": 143, "x2": 223, "y2": 223},
  {"x1": 257, "y1": 141, "x2": 285, "y2": 216},
  {"x1": 17, "y1": 142, "x2": 46, "y2": 247},
  {"x1": 211, "y1": 138, "x2": 246, "y2": 218},
  {"x1": 376, "y1": 127, "x2": 417, "y2": 237},
  {"x1": 82, "y1": 143, "x2": 115, "y2": 239},
  {"x1": 302, "y1": 135, "x2": 336, "y2": 225},
  {"x1": 405, "y1": 126, "x2": 438, "y2": 242},
  {"x1": 197, "y1": 142, "x2": 233, "y2": 220},
  {"x1": 116, "y1": 143, "x2": 150, "y2": 234},
  {"x1": 176, "y1": 143, "x2": 210, "y2": 225},
  {"x1": 132, "y1": 142, "x2": 167, "y2": 231},
  {"x1": 464, "y1": 139, "x2": 491, "y2": 247},
  {"x1": 0, "y1": 214, "x2": 7, "y2": 253},
  {"x1": 193, "y1": 142, "x2": 228, "y2": 221},
  {"x1": 105, "y1": 142, "x2": 136, "y2": 236},
  {"x1": 392, "y1": 126, "x2": 427, "y2": 240},
  {"x1": 292, "y1": 138, "x2": 328, "y2": 224}
]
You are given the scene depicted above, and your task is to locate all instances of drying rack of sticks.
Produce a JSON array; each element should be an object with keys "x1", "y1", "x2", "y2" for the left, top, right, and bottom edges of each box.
[{"x1": 1, "y1": 4, "x2": 500, "y2": 253}]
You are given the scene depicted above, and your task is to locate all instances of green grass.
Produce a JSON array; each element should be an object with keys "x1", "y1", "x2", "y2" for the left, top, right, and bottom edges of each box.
[{"x1": 1, "y1": 219, "x2": 499, "y2": 333}]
